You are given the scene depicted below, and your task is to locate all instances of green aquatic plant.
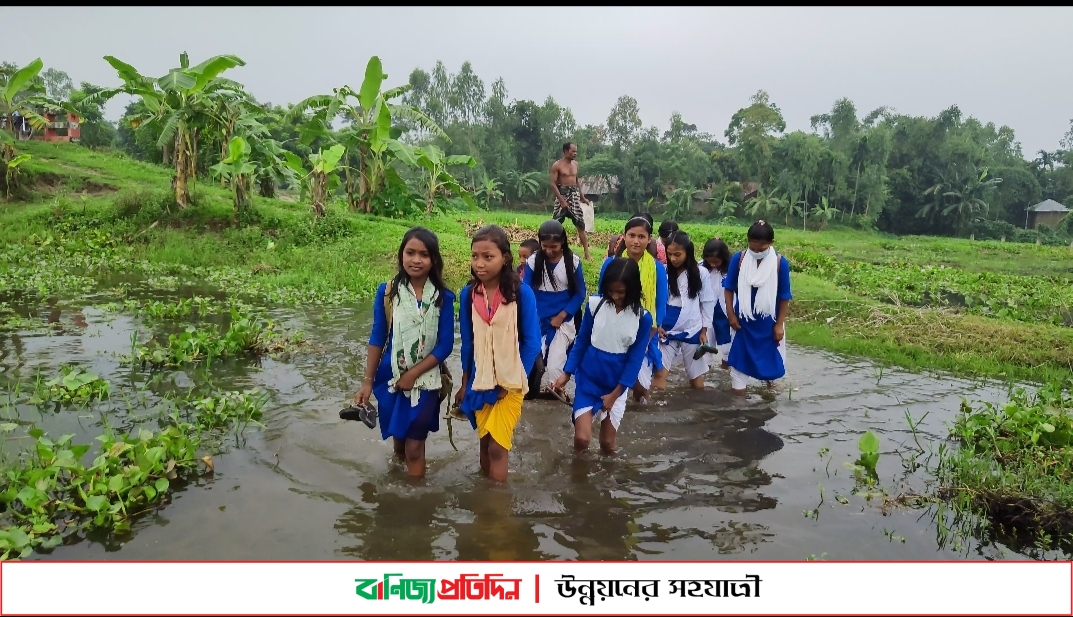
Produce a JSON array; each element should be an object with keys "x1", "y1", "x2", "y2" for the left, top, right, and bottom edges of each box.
[
  {"x1": 29, "y1": 366, "x2": 109, "y2": 404},
  {"x1": 937, "y1": 378, "x2": 1073, "y2": 551}
]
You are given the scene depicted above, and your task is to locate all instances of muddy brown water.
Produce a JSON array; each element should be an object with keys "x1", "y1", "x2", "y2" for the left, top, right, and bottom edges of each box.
[{"x1": 0, "y1": 283, "x2": 1046, "y2": 561}]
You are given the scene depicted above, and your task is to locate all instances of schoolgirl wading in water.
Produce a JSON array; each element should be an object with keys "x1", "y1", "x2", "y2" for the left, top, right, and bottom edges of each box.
[
  {"x1": 354, "y1": 227, "x2": 456, "y2": 478},
  {"x1": 701, "y1": 238, "x2": 734, "y2": 370},
  {"x1": 454, "y1": 225, "x2": 541, "y2": 482},
  {"x1": 723, "y1": 221, "x2": 793, "y2": 395},
  {"x1": 659, "y1": 231, "x2": 716, "y2": 389},
  {"x1": 521, "y1": 220, "x2": 587, "y2": 396},
  {"x1": 599, "y1": 216, "x2": 668, "y2": 399},
  {"x1": 552, "y1": 257, "x2": 651, "y2": 455}
]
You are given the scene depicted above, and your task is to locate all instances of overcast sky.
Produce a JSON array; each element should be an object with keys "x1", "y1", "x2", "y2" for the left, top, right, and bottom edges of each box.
[{"x1": 2, "y1": 7, "x2": 1069, "y2": 157}]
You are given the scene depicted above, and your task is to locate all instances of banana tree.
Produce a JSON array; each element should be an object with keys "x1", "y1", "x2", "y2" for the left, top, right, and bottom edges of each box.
[
  {"x1": 95, "y1": 52, "x2": 246, "y2": 209},
  {"x1": 284, "y1": 144, "x2": 346, "y2": 217},
  {"x1": 210, "y1": 136, "x2": 256, "y2": 220},
  {"x1": 394, "y1": 144, "x2": 476, "y2": 214},
  {"x1": 1, "y1": 58, "x2": 58, "y2": 193},
  {"x1": 230, "y1": 111, "x2": 293, "y2": 198},
  {"x1": 919, "y1": 165, "x2": 1002, "y2": 237},
  {"x1": 707, "y1": 188, "x2": 739, "y2": 219},
  {"x1": 475, "y1": 177, "x2": 504, "y2": 210},
  {"x1": 287, "y1": 56, "x2": 447, "y2": 213},
  {"x1": 812, "y1": 196, "x2": 839, "y2": 230},
  {"x1": 3, "y1": 153, "x2": 30, "y2": 198},
  {"x1": 744, "y1": 187, "x2": 786, "y2": 219},
  {"x1": 503, "y1": 170, "x2": 543, "y2": 204},
  {"x1": 666, "y1": 186, "x2": 701, "y2": 220}
]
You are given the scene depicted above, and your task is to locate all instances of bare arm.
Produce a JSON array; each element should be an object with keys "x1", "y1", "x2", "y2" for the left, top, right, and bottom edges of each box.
[
  {"x1": 354, "y1": 344, "x2": 384, "y2": 405},
  {"x1": 725, "y1": 289, "x2": 741, "y2": 330},
  {"x1": 550, "y1": 163, "x2": 567, "y2": 205}
]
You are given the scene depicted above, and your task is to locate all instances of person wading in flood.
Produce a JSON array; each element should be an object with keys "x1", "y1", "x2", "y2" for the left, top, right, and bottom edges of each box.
[{"x1": 550, "y1": 142, "x2": 592, "y2": 261}]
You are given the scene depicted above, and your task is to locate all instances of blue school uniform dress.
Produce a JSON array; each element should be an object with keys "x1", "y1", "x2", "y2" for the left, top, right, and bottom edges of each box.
[
  {"x1": 369, "y1": 283, "x2": 457, "y2": 441},
  {"x1": 563, "y1": 296, "x2": 652, "y2": 428},
  {"x1": 457, "y1": 283, "x2": 542, "y2": 428},
  {"x1": 702, "y1": 263, "x2": 734, "y2": 350},
  {"x1": 598, "y1": 256, "x2": 668, "y2": 373},
  {"x1": 521, "y1": 253, "x2": 586, "y2": 362},
  {"x1": 722, "y1": 252, "x2": 793, "y2": 381}
]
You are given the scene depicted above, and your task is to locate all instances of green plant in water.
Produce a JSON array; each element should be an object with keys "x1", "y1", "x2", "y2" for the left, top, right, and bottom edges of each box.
[
  {"x1": 857, "y1": 430, "x2": 880, "y2": 471},
  {"x1": 936, "y1": 378, "x2": 1073, "y2": 550},
  {"x1": 30, "y1": 366, "x2": 109, "y2": 404},
  {"x1": 0, "y1": 423, "x2": 208, "y2": 560}
]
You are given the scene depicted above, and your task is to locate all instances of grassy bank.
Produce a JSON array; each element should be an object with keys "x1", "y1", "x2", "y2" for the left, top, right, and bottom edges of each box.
[
  {"x1": 4, "y1": 140, "x2": 1073, "y2": 385},
  {"x1": 936, "y1": 378, "x2": 1073, "y2": 552}
]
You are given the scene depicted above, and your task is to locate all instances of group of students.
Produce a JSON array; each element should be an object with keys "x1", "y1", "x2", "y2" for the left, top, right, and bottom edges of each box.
[{"x1": 349, "y1": 216, "x2": 792, "y2": 482}]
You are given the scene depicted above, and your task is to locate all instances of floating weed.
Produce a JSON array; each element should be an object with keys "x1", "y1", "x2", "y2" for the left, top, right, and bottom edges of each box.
[
  {"x1": 124, "y1": 308, "x2": 301, "y2": 369},
  {"x1": 187, "y1": 389, "x2": 267, "y2": 433},
  {"x1": 29, "y1": 366, "x2": 109, "y2": 404},
  {"x1": 934, "y1": 378, "x2": 1073, "y2": 551},
  {"x1": 0, "y1": 384, "x2": 270, "y2": 561}
]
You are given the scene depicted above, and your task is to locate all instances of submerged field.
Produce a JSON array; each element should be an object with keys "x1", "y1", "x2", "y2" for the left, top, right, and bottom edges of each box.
[{"x1": 1, "y1": 141, "x2": 1071, "y2": 561}]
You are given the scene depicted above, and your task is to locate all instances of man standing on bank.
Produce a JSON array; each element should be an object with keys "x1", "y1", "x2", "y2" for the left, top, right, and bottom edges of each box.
[{"x1": 550, "y1": 142, "x2": 592, "y2": 261}]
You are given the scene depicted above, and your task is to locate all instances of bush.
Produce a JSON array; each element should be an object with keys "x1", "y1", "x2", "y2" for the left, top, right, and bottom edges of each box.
[{"x1": 113, "y1": 188, "x2": 173, "y2": 221}]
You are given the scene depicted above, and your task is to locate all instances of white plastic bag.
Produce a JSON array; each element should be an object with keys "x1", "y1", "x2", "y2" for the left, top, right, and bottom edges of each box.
[{"x1": 581, "y1": 201, "x2": 595, "y2": 233}]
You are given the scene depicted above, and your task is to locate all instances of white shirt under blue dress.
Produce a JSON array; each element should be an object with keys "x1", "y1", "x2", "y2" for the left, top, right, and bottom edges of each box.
[
  {"x1": 722, "y1": 252, "x2": 793, "y2": 381},
  {"x1": 597, "y1": 256, "x2": 668, "y2": 372},
  {"x1": 662, "y1": 270, "x2": 715, "y2": 344},
  {"x1": 563, "y1": 296, "x2": 652, "y2": 427},
  {"x1": 457, "y1": 284, "x2": 542, "y2": 428},
  {"x1": 368, "y1": 283, "x2": 457, "y2": 441},
  {"x1": 521, "y1": 253, "x2": 586, "y2": 357},
  {"x1": 702, "y1": 263, "x2": 734, "y2": 348}
]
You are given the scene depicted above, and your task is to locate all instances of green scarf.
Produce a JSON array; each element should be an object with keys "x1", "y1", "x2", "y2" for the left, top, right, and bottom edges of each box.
[{"x1": 389, "y1": 279, "x2": 441, "y2": 406}]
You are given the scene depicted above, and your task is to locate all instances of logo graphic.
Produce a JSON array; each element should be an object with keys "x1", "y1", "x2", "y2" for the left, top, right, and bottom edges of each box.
[{"x1": 355, "y1": 573, "x2": 524, "y2": 603}]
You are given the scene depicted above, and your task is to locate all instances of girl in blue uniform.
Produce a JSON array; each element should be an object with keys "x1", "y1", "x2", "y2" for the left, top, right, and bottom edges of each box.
[
  {"x1": 723, "y1": 221, "x2": 792, "y2": 395},
  {"x1": 659, "y1": 231, "x2": 715, "y2": 389},
  {"x1": 521, "y1": 220, "x2": 587, "y2": 394},
  {"x1": 354, "y1": 227, "x2": 456, "y2": 478},
  {"x1": 598, "y1": 216, "x2": 668, "y2": 400},
  {"x1": 701, "y1": 237, "x2": 734, "y2": 370},
  {"x1": 552, "y1": 257, "x2": 651, "y2": 455},
  {"x1": 453, "y1": 225, "x2": 542, "y2": 482}
]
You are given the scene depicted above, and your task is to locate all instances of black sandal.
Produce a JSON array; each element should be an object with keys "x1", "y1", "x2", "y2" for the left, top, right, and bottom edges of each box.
[
  {"x1": 340, "y1": 404, "x2": 378, "y2": 429},
  {"x1": 693, "y1": 344, "x2": 719, "y2": 361}
]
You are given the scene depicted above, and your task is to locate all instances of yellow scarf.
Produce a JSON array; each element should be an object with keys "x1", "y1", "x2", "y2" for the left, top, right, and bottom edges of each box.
[{"x1": 637, "y1": 250, "x2": 657, "y2": 318}]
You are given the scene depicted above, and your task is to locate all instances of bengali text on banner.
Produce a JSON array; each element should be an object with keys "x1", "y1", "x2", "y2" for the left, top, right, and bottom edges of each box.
[{"x1": 1, "y1": 561, "x2": 1070, "y2": 616}]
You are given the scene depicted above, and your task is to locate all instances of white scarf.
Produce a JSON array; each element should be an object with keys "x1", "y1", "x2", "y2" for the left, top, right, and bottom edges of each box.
[
  {"x1": 736, "y1": 250, "x2": 779, "y2": 322},
  {"x1": 666, "y1": 271, "x2": 703, "y2": 337},
  {"x1": 388, "y1": 280, "x2": 442, "y2": 405}
]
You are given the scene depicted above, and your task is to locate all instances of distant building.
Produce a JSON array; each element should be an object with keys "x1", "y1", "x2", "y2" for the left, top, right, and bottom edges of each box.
[
  {"x1": 1027, "y1": 199, "x2": 1069, "y2": 229},
  {"x1": 30, "y1": 107, "x2": 81, "y2": 143},
  {"x1": 741, "y1": 182, "x2": 760, "y2": 200},
  {"x1": 579, "y1": 175, "x2": 619, "y2": 203}
]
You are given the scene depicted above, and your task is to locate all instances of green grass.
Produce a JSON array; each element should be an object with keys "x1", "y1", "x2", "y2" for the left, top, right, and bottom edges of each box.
[
  {"x1": 937, "y1": 379, "x2": 1073, "y2": 552},
  {"x1": 4, "y1": 140, "x2": 1073, "y2": 385}
]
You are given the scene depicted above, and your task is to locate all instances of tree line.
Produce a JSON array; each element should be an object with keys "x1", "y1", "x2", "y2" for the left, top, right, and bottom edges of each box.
[{"x1": 3, "y1": 56, "x2": 1072, "y2": 241}]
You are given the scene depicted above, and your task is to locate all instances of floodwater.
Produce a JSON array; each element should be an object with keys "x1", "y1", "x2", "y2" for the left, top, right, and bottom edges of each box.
[{"x1": 0, "y1": 283, "x2": 1039, "y2": 561}]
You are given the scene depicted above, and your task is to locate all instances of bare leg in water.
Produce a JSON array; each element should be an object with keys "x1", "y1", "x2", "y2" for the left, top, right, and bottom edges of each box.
[{"x1": 479, "y1": 434, "x2": 509, "y2": 482}]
